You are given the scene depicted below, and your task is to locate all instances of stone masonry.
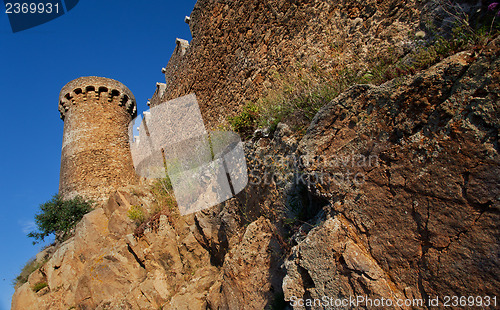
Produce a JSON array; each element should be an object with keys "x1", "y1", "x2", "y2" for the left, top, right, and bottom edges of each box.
[
  {"x1": 158, "y1": 0, "x2": 424, "y2": 128},
  {"x1": 58, "y1": 76, "x2": 138, "y2": 204}
]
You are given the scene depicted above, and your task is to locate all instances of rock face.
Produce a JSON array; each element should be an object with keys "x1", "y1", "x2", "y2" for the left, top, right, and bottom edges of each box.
[
  {"x1": 286, "y1": 39, "x2": 500, "y2": 306},
  {"x1": 10, "y1": 185, "x2": 283, "y2": 310}
]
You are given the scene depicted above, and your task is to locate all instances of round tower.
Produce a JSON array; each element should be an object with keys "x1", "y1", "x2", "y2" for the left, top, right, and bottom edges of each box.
[{"x1": 58, "y1": 76, "x2": 138, "y2": 204}]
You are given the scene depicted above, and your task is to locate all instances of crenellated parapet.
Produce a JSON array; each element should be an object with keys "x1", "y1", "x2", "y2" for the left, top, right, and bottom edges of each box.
[
  {"x1": 158, "y1": 38, "x2": 191, "y2": 106},
  {"x1": 58, "y1": 76, "x2": 137, "y2": 120},
  {"x1": 148, "y1": 82, "x2": 166, "y2": 107},
  {"x1": 174, "y1": 38, "x2": 190, "y2": 57}
]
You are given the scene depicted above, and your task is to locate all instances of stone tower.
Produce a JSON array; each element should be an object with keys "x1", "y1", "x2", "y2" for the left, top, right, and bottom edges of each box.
[{"x1": 58, "y1": 76, "x2": 138, "y2": 203}]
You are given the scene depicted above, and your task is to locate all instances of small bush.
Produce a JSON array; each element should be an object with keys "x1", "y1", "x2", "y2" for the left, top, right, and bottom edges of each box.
[
  {"x1": 228, "y1": 102, "x2": 260, "y2": 138},
  {"x1": 151, "y1": 176, "x2": 177, "y2": 212},
  {"x1": 13, "y1": 257, "x2": 46, "y2": 287},
  {"x1": 128, "y1": 205, "x2": 146, "y2": 226},
  {"x1": 28, "y1": 194, "x2": 93, "y2": 244},
  {"x1": 32, "y1": 282, "x2": 48, "y2": 292}
]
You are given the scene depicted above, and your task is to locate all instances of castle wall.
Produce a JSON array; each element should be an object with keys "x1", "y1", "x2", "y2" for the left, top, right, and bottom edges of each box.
[
  {"x1": 158, "y1": 0, "x2": 424, "y2": 129},
  {"x1": 58, "y1": 76, "x2": 138, "y2": 203}
]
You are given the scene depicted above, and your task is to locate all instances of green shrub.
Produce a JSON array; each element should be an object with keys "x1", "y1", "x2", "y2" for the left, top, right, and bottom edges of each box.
[
  {"x1": 257, "y1": 81, "x2": 338, "y2": 134},
  {"x1": 228, "y1": 102, "x2": 259, "y2": 138},
  {"x1": 32, "y1": 282, "x2": 48, "y2": 292},
  {"x1": 28, "y1": 194, "x2": 93, "y2": 244},
  {"x1": 128, "y1": 205, "x2": 146, "y2": 226},
  {"x1": 156, "y1": 175, "x2": 173, "y2": 193}
]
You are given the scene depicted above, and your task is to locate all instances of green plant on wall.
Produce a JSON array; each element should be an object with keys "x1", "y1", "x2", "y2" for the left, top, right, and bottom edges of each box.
[
  {"x1": 224, "y1": 0, "x2": 500, "y2": 141},
  {"x1": 228, "y1": 102, "x2": 259, "y2": 138}
]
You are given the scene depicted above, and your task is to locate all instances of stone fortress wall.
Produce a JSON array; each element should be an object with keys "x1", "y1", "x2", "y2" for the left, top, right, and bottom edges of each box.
[
  {"x1": 156, "y1": 0, "x2": 429, "y2": 129},
  {"x1": 58, "y1": 76, "x2": 138, "y2": 203}
]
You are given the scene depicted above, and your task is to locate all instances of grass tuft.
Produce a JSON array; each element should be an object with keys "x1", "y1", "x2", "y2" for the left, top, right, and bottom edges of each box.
[
  {"x1": 13, "y1": 257, "x2": 46, "y2": 287},
  {"x1": 32, "y1": 282, "x2": 48, "y2": 293}
]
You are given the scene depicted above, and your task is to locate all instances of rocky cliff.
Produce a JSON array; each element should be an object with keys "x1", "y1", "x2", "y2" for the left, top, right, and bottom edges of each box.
[
  {"x1": 285, "y1": 41, "x2": 500, "y2": 306},
  {"x1": 12, "y1": 0, "x2": 499, "y2": 309}
]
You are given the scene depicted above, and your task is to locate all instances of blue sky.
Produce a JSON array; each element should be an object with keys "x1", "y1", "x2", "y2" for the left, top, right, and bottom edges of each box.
[{"x1": 0, "y1": 0, "x2": 196, "y2": 308}]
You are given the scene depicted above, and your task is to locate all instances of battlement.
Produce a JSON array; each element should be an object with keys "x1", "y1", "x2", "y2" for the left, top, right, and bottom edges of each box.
[
  {"x1": 148, "y1": 82, "x2": 166, "y2": 107},
  {"x1": 58, "y1": 76, "x2": 137, "y2": 120},
  {"x1": 175, "y1": 38, "x2": 190, "y2": 57}
]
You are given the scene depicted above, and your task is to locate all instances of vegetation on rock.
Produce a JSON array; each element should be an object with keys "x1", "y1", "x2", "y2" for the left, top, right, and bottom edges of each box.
[
  {"x1": 127, "y1": 205, "x2": 146, "y2": 226},
  {"x1": 27, "y1": 194, "x2": 93, "y2": 244},
  {"x1": 13, "y1": 257, "x2": 47, "y2": 287},
  {"x1": 32, "y1": 282, "x2": 48, "y2": 293}
]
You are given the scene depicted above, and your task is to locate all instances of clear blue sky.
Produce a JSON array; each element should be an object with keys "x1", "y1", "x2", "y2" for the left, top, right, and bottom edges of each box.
[{"x1": 0, "y1": 0, "x2": 196, "y2": 308}]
